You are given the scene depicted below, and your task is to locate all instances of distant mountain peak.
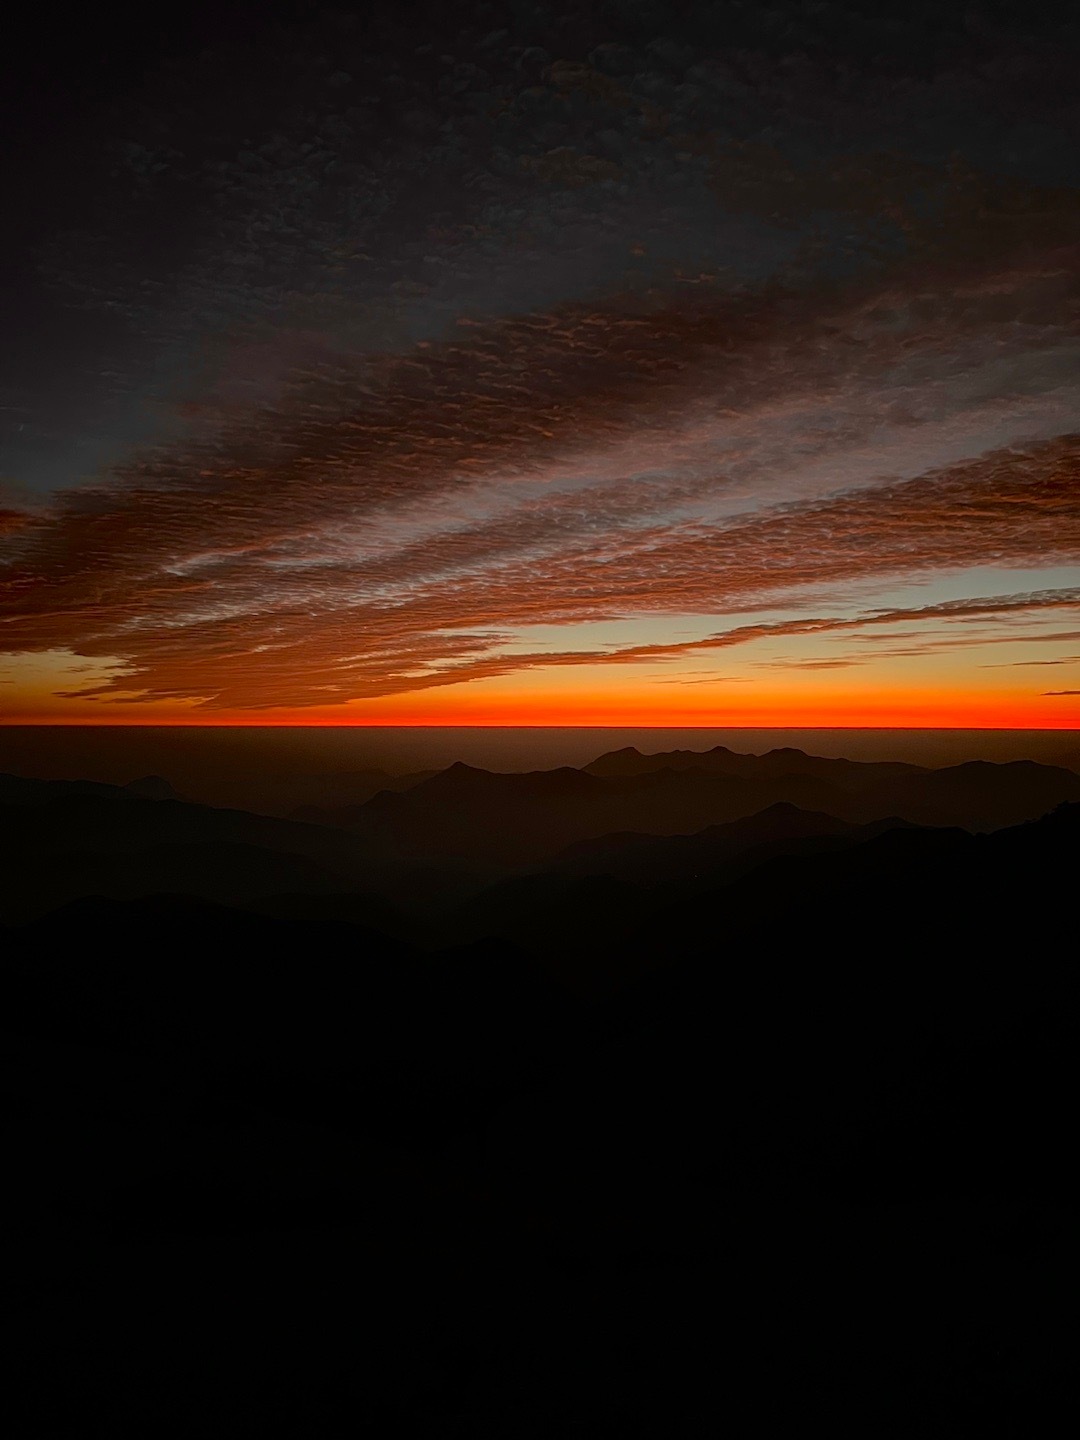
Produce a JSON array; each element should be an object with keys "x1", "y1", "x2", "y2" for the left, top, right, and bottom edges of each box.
[
  {"x1": 124, "y1": 775, "x2": 179, "y2": 801},
  {"x1": 415, "y1": 760, "x2": 491, "y2": 791}
]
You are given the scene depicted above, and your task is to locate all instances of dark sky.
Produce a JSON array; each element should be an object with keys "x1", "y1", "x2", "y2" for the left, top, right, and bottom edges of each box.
[{"x1": 1, "y1": 1, "x2": 1078, "y2": 723}]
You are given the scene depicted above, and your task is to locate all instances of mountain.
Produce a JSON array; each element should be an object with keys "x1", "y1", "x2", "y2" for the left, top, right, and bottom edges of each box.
[
  {"x1": 0, "y1": 772, "x2": 153, "y2": 806},
  {"x1": 0, "y1": 771, "x2": 181, "y2": 805},
  {"x1": 5, "y1": 772, "x2": 1078, "y2": 1439},
  {"x1": 548, "y1": 801, "x2": 879, "y2": 885},
  {"x1": 123, "y1": 775, "x2": 181, "y2": 801},
  {"x1": 1, "y1": 838, "x2": 354, "y2": 917},
  {"x1": 0, "y1": 774, "x2": 394, "y2": 922},
  {"x1": 3, "y1": 747, "x2": 1077, "y2": 924},
  {"x1": 651, "y1": 799, "x2": 1080, "y2": 976},
  {"x1": 585, "y1": 743, "x2": 926, "y2": 785},
  {"x1": 584, "y1": 746, "x2": 1080, "y2": 831},
  {"x1": 341, "y1": 761, "x2": 857, "y2": 868},
  {"x1": 433, "y1": 795, "x2": 1080, "y2": 987},
  {"x1": 335, "y1": 749, "x2": 1080, "y2": 870},
  {"x1": 436, "y1": 806, "x2": 924, "y2": 980},
  {"x1": 3, "y1": 891, "x2": 580, "y2": 1127},
  {"x1": 287, "y1": 768, "x2": 438, "y2": 822},
  {"x1": 875, "y1": 757, "x2": 1080, "y2": 829}
]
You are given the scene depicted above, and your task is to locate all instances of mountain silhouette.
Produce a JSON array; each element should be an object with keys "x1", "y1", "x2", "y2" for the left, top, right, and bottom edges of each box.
[
  {"x1": 585, "y1": 742, "x2": 926, "y2": 785},
  {"x1": 4, "y1": 749, "x2": 1079, "y2": 1439},
  {"x1": 584, "y1": 746, "x2": 1080, "y2": 830},
  {"x1": 548, "y1": 801, "x2": 897, "y2": 884},
  {"x1": 333, "y1": 749, "x2": 1080, "y2": 870},
  {"x1": 288, "y1": 767, "x2": 438, "y2": 822},
  {"x1": 341, "y1": 762, "x2": 859, "y2": 867},
  {"x1": 0, "y1": 774, "x2": 395, "y2": 922},
  {"x1": 0, "y1": 771, "x2": 154, "y2": 806},
  {"x1": 123, "y1": 774, "x2": 181, "y2": 801},
  {"x1": 5, "y1": 746, "x2": 1078, "y2": 923}
]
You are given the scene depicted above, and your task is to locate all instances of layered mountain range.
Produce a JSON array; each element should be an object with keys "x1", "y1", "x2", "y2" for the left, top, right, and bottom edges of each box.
[
  {"x1": 4, "y1": 743, "x2": 1077, "y2": 929},
  {"x1": 4, "y1": 740, "x2": 1079, "y2": 1434}
]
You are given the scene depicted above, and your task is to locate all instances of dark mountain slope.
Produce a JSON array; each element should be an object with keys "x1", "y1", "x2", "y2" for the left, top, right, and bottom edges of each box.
[
  {"x1": 343, "y1": 761, "x2": 856, "y2": 867},
  {"x1": 3, "y1": 894, "x2": 581, "y2": 1132},
  {"x1": 584, "y1": 746, "x2": 1080, "y2": 831},
  {"x1": 288, "y1": 767, "x2": 438, "y2": 823},
  {"x1": 1, "y1": 838, "x2": 353, "y2": 918},
  {"x1": 585, "y1": 742, "x2": 927, "y2": 786},
  {"x1": 336, "y1": 750, "x2": 1080, "y2": 872},
  {"x1": 123, "y1": 774, "x2": 181, "y2": 801},
  {"x1": 547, "y1": 801, "x2": 896, "y2": 884},
  {"x1": 872, "y1": 758, "x2": 1080, "y2": 829},
  {"x1": 0, "y1": 779, "x2": 396, "y2": 921},
  {"x1": 5, "y1": 750, "x2": 1076, "y2": 930},
  {"x1": 3, "y1": 798, "x2": 1077, "y2": 1438}
]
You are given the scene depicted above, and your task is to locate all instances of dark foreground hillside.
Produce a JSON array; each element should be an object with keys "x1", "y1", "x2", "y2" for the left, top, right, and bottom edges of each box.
[{"x1": 2, "y1": 757, "x2": 1078, "y2": 1435}]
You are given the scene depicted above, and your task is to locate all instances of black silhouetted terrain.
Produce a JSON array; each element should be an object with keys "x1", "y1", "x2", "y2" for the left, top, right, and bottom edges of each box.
[
  {"x1": 549, "y1": 799, "x2": 905, "y2": 882},
  {"x1": 585, "y1": 743, "x2": 1080, "y2": 828},
  {"x1": 310, "y1": 749, "x2": 1080, "y2": 870},
  {"x1": 288, "y1": 766, "x2": 438, "y2": 821},
  {"x1": 3, "y1": 746, "x2": 1079, "y2": 1435},
  {"x1": 5, "y1": 746, "x2": 1079, "y2": 925},
  {"x1": 585, "y1": 740, "x2": 924, "y2": 781},
  {"x1": 0, "y1": 777, "x2": 390, "y2": 922},
  {"x1": 122, "y1": 773, "x2": 182, "y2": 800}
]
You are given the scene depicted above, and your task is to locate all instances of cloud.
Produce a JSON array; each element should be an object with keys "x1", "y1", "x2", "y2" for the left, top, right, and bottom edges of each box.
[
  {"x1": 13, "y1": 7, "x2": 1080, "y2": 511},
  {"x1": 1043, "y1": 690, "x2": 1080, "y2": 696},
  {"x1": 2, "y1": 388, "x2": 1078, "y2": 709},
  {"x1": 538, "y1": 588, "x2": 1080, "y2": 670},
  {"x1": 651, "y1": 674, "x2": 744, "y2": 685},
  {"x1": 757, "y1": 658, "x2": 866, "y2": 670},
  {"x1": 4, "y1": 1, "x2": 1078, "y2": 718},
  {"x1": 983, "y1": 654, "x2": 1080, "y2": 667},
  {"x1": 4, "y1": 222, "x2": 1080, "y2": 713}
]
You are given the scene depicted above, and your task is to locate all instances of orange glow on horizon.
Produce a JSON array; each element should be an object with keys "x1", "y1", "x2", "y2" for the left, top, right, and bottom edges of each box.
[{"x1": 4, "y1": 689, "x2": 1077, "y2": 730}]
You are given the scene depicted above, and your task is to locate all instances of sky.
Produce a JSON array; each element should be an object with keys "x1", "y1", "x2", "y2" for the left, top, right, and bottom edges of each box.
[{"x1": 1, "y1": 0, "x2": 1078, "y2": 727}]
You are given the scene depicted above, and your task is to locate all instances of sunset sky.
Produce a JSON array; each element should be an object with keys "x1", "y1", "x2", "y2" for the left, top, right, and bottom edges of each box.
[{"x1": 2, "y1": 1, "x2": 1078, "y2": 727}]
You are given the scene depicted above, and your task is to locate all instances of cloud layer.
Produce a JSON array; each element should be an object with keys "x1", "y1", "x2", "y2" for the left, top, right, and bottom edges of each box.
[
  {"x1": 3, "y1": 394, "x2": 1078, "y2": 706},
  {"x1": 2, "y1": 2, "x2": 1078, "y2": 715}
]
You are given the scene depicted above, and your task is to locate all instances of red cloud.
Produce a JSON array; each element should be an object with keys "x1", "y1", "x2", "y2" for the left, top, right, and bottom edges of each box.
[{"x1": 2, "y1": 253, "x2": 1079, "y2": 710}]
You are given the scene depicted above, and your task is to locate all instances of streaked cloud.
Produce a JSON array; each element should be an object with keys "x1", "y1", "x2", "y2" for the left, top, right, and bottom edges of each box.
[{"x1": 2, "y1": 3, "x2": 1078, "y2": 719}]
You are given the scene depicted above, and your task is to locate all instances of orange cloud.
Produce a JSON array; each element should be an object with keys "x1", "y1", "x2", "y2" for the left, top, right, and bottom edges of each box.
[{"x1": 2, "y1": 249, "x2": 1079, "y2": 718}]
